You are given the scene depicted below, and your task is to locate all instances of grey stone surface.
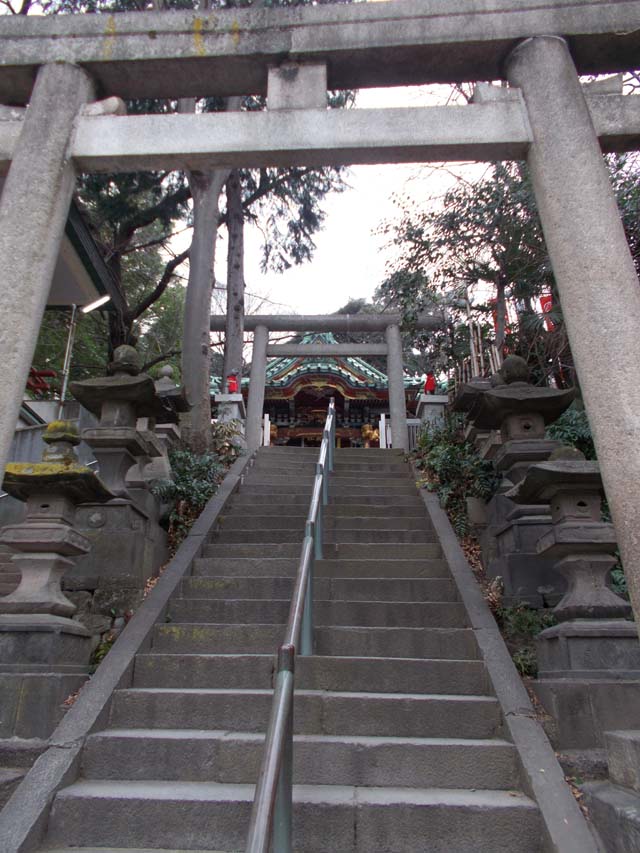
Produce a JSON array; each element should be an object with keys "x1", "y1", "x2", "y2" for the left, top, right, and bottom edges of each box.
[
  {"x1": 0, "y1": 1, "x2": 637, "y2": 101},
  {"x1": 211, "y1": 312, "x2": 441, "y2": 333},
  {"x1": 0, "y1": 671, "x2": 87, "y2": 739},
  {"x1": 0, "y1": 62, "x2": 93, "y2": 481},
  {"x1": 606, "y1": 730, "x2": 640, "y2": 792},
  {"x1": 0, "y1": 452, "x2": 253, "y2": 852},
  {"x1": 245, "y1": 323, "x2": 269, "y2": 451},
  {"x1": 582, "y1": 780, "x2": 640, "y2": 853},
  {"x1": 420, "y1": 487, "x2": 598, "y2": 852},
  {"x1": 385, "y1": 323, "x2": 409, "y2": 452},
  {"x1": 268, "y1": 62, "x2": 327, "y2": 111},
  {"x1": 537, "y1": 619, "x2": 640, "y2": 679},
  {"x1": 533, "y1": 680, "x2": 640, "y2": 749},
  {"x1": 507, "y1": 34, "x2": 640, "y2": 637},
  {"x1": 0, "y1": 614, "x2": 91, "y2": 668}
]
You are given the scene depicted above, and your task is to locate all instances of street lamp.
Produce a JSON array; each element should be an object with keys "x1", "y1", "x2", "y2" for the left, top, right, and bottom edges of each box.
[{"x1": 57, "y1": 295, "x2": 112, "y2": 418}]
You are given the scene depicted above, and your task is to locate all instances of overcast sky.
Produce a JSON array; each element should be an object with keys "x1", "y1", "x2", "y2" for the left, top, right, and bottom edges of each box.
[{"x1": 212, "y1": 85, "x2": 482, "y2": 317}]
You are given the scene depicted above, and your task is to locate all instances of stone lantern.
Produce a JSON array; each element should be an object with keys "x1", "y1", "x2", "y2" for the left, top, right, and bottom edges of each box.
[
  {"x1": 451, "y1": 376, "x2": 496, "y2": 458},
  {"x1": 510, "y1": 448, "x2": 640, "y2": 750},
  {"x1": 468, "y1": 356, "x2": 574, "y2": 489},
  {"x1": 69, "y1": 345, "x2": 168, "y2": 499},
  {"x1": 467, "y1": 356, "x2": 575, "y2": 606},
  {"x1": 0, "y1": 421, "x2": 112, "y2": 669},
  {"x1": 68, "y1": 346, "x2": 170, "y2": 588},
  {"x1": 148, "y1": 364, "x2": 190, "y2": 482}
]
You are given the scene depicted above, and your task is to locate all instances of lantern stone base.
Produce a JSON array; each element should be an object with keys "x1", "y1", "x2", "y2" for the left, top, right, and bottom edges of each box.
[
  {"x1": 534, "y1": 678, "x2": 640, "y2": 750},
  {"x1": 71, "y1": 498, "x2": 166, "y2": 589},
  {"x1": 485, "y1": 496, "x2": 565, "y2": 607},
  {"x1": 537, "y1": 619, "x2": 640, "y2": 680},
  {"x1": 0, "y1": 614, "x2": 91, "y2": 669},
  {"x1": 0, "y1": 670, "x2": 89, "y2": 740},
  {"x1": 533, "y1": 620, "x2": 640, "y2": 749}
]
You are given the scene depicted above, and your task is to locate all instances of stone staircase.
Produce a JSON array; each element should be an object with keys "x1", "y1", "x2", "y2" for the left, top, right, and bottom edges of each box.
[{"x1": 39, "y1": 446, "x2": 541, "y2": 852}]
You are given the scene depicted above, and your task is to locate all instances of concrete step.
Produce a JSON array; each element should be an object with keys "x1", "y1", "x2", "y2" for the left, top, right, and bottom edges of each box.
[
  {"x1": 168, "y1": 599, "x2": 468, "y2": 629},
  {"x1": 179, "y1": 576, "x2": 458, "y2": 602},
  {"x1": 152, "y1": 624, "x2": 478, "y2": 659},
  {"x1": 232, "y1": 493, "x2": 424, "y2": 508},
  {"x1": 108, "y1": 688, "x2": 501, "y2": 738},
  {"x1": 226, "y1": 500, "x2": 424, "y2": 517},
  {"x1": 202, "y1": 543, "x2": 443, "y2": 559},
  {"x1": 133, "y1": 654, "x2": 490, "y2": 695},
  {"x1": 44, "y1": 849, "x2": 227, "y2": 853},
  {"x1": 245, "y1": 476, "x2": 416, "y2": 490},
  {"x1": 83, "y1": 729, "x2": 519, "y2": 789},
  {"x1": 210, "y1": 529, "x2": 439, "y2": 544},
  {"x1": 242, "y1": 482, "x2": 416, "y2": 495},
  {"x1": 252, "y1": 462, "x2": 410, "y2": 475},
  {"x1": 193, "y1": 557, "x2": 449, "y2": 578},
  {"x1": 216, "y1": 515, "x2": 433, "y2": 531},
  {"x1": 46, "y1": 781, "x2": 540, "y2": 852}
]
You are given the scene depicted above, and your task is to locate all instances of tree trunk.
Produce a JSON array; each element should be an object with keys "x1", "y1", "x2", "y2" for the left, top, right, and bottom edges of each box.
[
  {"x1": 222, "y1": 170, "x2": 245, "y2": 384},
  {"x1": 495, "y1": 274, "x2": 507, "y2": 353},
  {"x1": 181, "y1": 169, "x2": 228, "y2": 453}
]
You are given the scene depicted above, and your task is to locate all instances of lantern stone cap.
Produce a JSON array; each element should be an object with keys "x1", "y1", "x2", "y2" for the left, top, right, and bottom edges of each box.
[
  {"x1": 469, "y1": 382, "x2": 575, "y2": 429},
  {"x1": 155, "y1": 365, "x2": 190, "y2": 415},
  {"x1": 451, "y1": 377, "x2": 491, "y2": 413},
  {"x1": 2, "y1": 463, "x2": 114, "y2": 504},
  {"x1": 507, "y1": 457, "x2": 603, "y2": 504},
  {"x1": 70, "y1": 371, "x2": 157, "y2": 417}
]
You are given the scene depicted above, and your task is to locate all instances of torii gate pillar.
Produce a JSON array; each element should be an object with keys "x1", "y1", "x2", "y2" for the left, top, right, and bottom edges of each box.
[{"x1": 507, "y1": 36, "x2": 640, "y2": 627}]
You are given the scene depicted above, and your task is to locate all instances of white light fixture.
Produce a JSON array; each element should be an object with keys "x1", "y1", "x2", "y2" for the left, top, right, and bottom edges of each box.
[{"x1": 81, "y1": 294, "x2": 111, "y2": 314}]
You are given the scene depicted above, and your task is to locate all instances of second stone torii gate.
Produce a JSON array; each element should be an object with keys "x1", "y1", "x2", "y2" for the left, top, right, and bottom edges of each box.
[{"x1": 209, "y1": 313, "x2": 443, "y2": 452}]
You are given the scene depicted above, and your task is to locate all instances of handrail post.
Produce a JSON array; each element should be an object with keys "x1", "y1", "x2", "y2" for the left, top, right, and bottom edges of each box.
[
  {"x1": 272, "y1": 646, "x2": 294, "y2": 853},
  {"x1": 318, "y1": 461, "x2": 328, "y2": 506},
  {"x1": 300, "y1": 525, "x2": 314, "y2": 657}
]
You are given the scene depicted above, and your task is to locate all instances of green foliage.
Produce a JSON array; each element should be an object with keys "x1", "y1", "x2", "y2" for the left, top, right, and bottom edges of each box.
[
  {"x1": 210, "y1": 420, "x2": 245, "y2": 466},
  {"x1": 377, "y1": 154, "x2": 640, "y2": 386},
  {"x1": 611, "y1": 566, "x2": 629, "y2": 599},
  {"x1": 89, "y1": 632, "x2": 116, "y2": 672},
  {"x1": 496, "y1": 604, "x2": 556, "y2": 678},
  {"x1": 30, "y1": 307, "x2": 110, "y2": 397},
  {"x1": 414, "y1": 416, "x2": 499, "y2": 535},
  {"x1": 153, "y1": 447, "x2": 227, "y2": 552},
  {"x1": 545, "y1": 407, "x2": 596, "y2": 460}
]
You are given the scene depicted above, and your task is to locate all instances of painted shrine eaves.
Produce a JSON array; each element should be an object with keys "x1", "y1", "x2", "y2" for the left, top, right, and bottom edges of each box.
[
  {"x1": 264, "y1": 333, "x2": 420, "y2": 391},
  {"x1": 0, "y1": 0, "x2": 639, "y2": 102}
]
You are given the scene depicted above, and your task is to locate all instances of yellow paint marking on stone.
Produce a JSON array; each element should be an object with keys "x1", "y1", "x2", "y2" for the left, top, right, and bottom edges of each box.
[
  {"x1": 231, "y1": 19, "x2": 241, "y2": 48},
  {"x1": 193, "y1": 17, "x2": 206, "y2": 57},
  {"x1": 102, "y1": 15, "x2": 117, "y2": 60}
]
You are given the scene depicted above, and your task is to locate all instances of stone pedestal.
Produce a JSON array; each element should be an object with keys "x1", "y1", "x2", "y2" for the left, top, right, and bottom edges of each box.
[
  {"x1": 492, "y1": 503, "x2": 564, "y2": 607},
  {"x1": 416, "y1": 394, "x2": 448, "y2": 427},
  {"x1": 537, "y1": 620, "x2": 640, "y2": 680},
  {"x1": 214, "y1": 393, "x2": 246, "y2": 424},
  {"x1": 71, "y1": 498, "x2": 160, "y2": 589}
]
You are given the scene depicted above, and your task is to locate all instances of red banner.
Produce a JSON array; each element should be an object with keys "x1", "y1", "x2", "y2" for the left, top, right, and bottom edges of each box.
[{"x1": 540, "y1": 294, "x2": 555, "y2": 331}]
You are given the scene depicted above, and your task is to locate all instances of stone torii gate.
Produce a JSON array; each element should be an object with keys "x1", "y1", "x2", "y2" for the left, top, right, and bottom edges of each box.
[
  {"x1": 1, "y1": 1, "x2": 640, "y2": 619},
  {"x1": 210, "y1": 312, "x2": 443, "y2": 452}
]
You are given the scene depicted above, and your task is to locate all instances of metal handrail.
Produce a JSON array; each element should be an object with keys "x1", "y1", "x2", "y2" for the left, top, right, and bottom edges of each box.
[{"x1": 246, "y1": 398, "x2": 336, "y2": 853}]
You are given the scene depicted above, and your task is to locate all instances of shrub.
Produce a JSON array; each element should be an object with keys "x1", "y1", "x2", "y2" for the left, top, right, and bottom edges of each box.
[
  {"x1": 414, "y1": 416, "x2": 499, "y2": 535},
  {"x1": 546, "y1": 407, "x2": 596, "y2": 459},
  {"x1": 153, "y1": 448, "x2": 228, "y2": 552}
]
